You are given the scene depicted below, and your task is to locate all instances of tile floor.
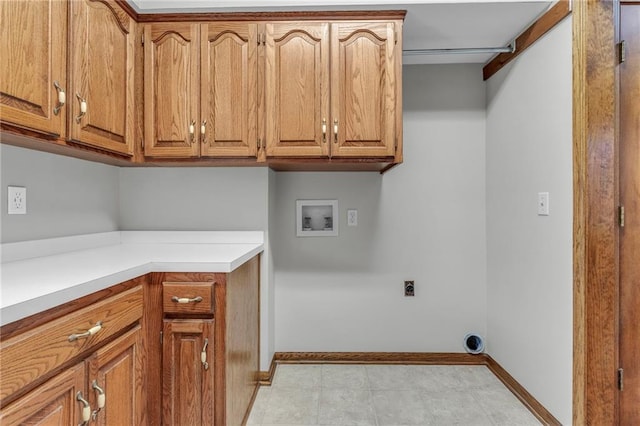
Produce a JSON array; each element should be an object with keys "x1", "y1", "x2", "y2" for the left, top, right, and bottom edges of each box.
[{"x1": 246, "y1": 364, "x2": 542, "y2": 426}]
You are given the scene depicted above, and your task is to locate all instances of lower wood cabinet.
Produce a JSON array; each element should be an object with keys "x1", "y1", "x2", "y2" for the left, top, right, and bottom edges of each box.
[
  {"x1": 162, "y1": 319, "x2": 215, "y2": 425},
  {"x1": 88, "y1": 325, "x2": 144, "y2": 426},
  {"x1": 0, "y1": 362, "x2": 85, "y2": 425},
  {"x1": 0, "y1": 283, "x2": 144, "y2": 426}
]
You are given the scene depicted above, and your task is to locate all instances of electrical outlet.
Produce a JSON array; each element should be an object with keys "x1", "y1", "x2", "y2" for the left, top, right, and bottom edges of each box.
[
  {"x1": 404, "y1": 280, "x2": 415, "y2": 297},
  {"x1": 347, "y1": 209, "x2": 358, "y2": 226},
  {"x1": 8, "y1": 186, "x2": 26, "y2": 215}
]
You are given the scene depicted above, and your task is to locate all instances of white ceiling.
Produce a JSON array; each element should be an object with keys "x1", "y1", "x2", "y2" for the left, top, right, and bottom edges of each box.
[{"x1": 128, "y1": 0, "x2": 553, "y2": 65}]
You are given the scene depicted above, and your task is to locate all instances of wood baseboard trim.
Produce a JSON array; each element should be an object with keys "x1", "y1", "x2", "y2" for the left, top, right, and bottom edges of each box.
[
  {"x1": 484, "y1": 355, "x2": 561, "y2": 425},
  {"x1": 273, "y1": 351, "x2": 484, "y2": 365},
  {"x1": 260, "y1": 352, "x2": 560, "y2": 425}
]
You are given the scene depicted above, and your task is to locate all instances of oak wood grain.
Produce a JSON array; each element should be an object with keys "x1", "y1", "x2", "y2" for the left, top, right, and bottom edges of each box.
[
  {"x1": 69, "y1": 0, "x2": 136, "y2": 156},
  {"x1": 0, "y1": 286, "x2": 143, "y2": 404},
  {"x1": 330, "y1": 21, "x2": 397, "y2": 158},
  {"x1": 0, "y1": 362, "x2": 85, "y2": 425},
  {"x1": 225, "y1": 255, "x2": 260, "y2": 426},
  {"x1": 143, "y1": 272, "x2": 165, "y2": 426},
  {"x1": 0, "y1": 0, "x2": 67, "y2": 136},
  {"x1": 162, "y1": 319, "x2": 215, "y2": 425},
  {"x1": 572, "y1": 0, "x2": 619, "y2": 424},
  {"x1": 483, "y1": 0, "x2": 571, "y2": 80},
  {"x1": 144, "y1": 22, "x2": 200, "y2": 157},
  {"x1": 201, "y1": 22, "x2": 259, "y2": 158},
  {"x1": 265, "y1": 22, "x2": 330, "y2": 157},
  {"x1": 135, "y1": 10, "x2": 407, "y2": 23},
  {"x1": 163, "y1": 282, "x2": 215, "y2": 315},
  {"x1": 619, "y1": 3, "x2": 640, "y2": 424},
  {"x1": 87, "y1": 325, "x2": 144, "y2": 426}
]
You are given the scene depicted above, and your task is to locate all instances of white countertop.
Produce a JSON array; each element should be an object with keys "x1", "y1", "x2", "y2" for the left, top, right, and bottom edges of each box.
[{"x1": 0, "y1": 231, "x2": 264, "y2": 326}]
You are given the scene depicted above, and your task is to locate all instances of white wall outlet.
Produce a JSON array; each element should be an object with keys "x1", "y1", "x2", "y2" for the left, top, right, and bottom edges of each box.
[
  {"x1": 8, "y1": 186, "x2": 27, "y2": 215},
  {"x1": 347, "y1": 209, "x2": 358, "y2": 226},
  {"x1": 538, "y1": 192, "x2": 549, "y2": 216}
]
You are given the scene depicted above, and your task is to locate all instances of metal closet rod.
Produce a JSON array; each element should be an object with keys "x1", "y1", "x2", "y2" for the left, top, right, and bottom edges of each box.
[{"x1": 402, "y1": 41, "x2": 516, "y2": 56}]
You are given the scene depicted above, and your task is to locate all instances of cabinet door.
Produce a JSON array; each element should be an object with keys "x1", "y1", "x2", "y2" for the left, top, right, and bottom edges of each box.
[
  {"x1": 144, "y1": 23, "x2": 200, "y2": 157},
  {"x1": 69, "y1": 0, "x2": 135, "y2": 156},
  {"x1": 201, "y1": 22, "x2": 258, "y2": 158},
  {"x1": 163, "y1": 319, "x2": 215, "y2": 426},
  {"x1": 0, "y1": 0, "x2": 66, "y2": 137},
  {"x1": 330, "y1": 22, "x2": 397, "y2": 157},
  {"x1": 0, "y1": 362, "x2": 84, "y2": 426},
  {"x1": 265, "y1": 23, "x2": 329, "y2": 157},
  {"x1": 87, "y1": 326, "x2": 143, "y2": 426}
]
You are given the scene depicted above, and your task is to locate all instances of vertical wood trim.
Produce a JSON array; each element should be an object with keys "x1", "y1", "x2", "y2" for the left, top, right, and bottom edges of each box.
[
  {"x1": 483, "y1": 0, "x2": 572, "y2": 80},
  {"x1": 573, "y1": 1, "x2": 619, "y2": 425}
]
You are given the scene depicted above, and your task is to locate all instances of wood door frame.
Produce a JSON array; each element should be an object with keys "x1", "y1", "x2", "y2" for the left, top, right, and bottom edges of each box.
[{"x1": 573, "y1": 0, "x2": 620, "y2": 424}]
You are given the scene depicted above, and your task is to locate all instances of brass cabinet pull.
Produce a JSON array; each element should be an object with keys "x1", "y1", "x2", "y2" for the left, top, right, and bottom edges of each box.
[
  {"x1": 333, "y1": 119, "x2": 338, "y2": 144},
  {"x1": 200, "y1": 120, "x2": 207, "y2": 144},
  {"x1": 68, "y1": 321, "x2": 103, "y2": 342},
  {"x1": 171, "y1": 296, "x2": 203, "y2": 304},
  {"x1": 322, "y1": 118, "x2": 327, "y2": 143},
  {"x1": 53, "y1": 81, "x2": 65, "y2": 115},
  {"x1": 189, "y1": 120, "x2": 196, "y2": 143},
  {"x1": 75, "y1": 93, "x2": 87, "y2": 123},
  {"x1": 76, "y1": 392, "x2": 91, "y2": 426},
  {"x1": 91, "y1": 380, "x2": 106, "y2": 420},
  {"x1": 201, "y1": 338, "x2": 209, "y2": 370}
]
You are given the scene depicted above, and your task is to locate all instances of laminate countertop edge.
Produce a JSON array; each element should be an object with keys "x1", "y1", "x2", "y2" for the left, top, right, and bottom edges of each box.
[{"x1": 0, "y1": 231, "x2": 264, "y2": 326}]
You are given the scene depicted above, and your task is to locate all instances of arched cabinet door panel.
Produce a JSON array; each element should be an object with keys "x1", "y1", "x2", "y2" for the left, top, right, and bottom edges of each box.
[
  {"x1": 69, "y1": 0, "x2": 136, "y2": 156},
  {"x1": 144, "y1": 23, "x2": 200, "y2": 158}
]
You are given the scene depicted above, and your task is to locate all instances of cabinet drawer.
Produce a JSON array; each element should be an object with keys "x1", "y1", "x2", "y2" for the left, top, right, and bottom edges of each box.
[
  {"x1": 162, "y1": 282, "x2": 214, "y2": 315},
  {"x1": 0, "y1": 286, "x2": 143, "y2": 402}
]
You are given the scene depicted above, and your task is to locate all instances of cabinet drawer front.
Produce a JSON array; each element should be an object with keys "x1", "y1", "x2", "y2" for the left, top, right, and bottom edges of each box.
[
  {"x1": 0, "y1": 286, "x2": 143, "y2": 402},
  {"x1": 163, "y1": 282, "x2": 214, "y2": 315}
]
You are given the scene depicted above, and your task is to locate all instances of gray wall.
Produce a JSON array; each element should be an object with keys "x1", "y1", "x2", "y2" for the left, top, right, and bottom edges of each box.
[
  {"x1": 1, "y1": 144, "x2": 120, "y2": 243},
  {"x1": 271, "y1": 64, "x2": 488, "y2": 352},
  {"x1": 486, "y1": 17, "x2": 573, "y2": 424},
  {"x1": 118, "y1": 167, "x2": 269, "y2": 231}
]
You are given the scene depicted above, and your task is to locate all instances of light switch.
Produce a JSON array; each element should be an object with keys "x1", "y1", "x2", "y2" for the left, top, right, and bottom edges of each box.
[{"x1": 538, "y1": 192, "x2": 549, "y2": 216}]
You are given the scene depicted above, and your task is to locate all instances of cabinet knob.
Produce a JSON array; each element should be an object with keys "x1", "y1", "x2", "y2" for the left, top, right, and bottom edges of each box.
[
  {"x1": 75, "y1": 93, "x2": 87, "y2": 123},
  {"x1": 53, "y1": 81, "x2": 65, "y2": 115},
  {"x1": 68, "y1": 321, "x2": 103, "y2": 342}
]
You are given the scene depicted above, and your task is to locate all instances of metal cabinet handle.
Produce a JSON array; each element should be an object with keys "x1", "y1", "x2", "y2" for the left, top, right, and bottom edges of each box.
[
  {"x1": 333, "y1": 119, "x2": 338, "y2": 144},
  {"x1": 68, "y1": 321, "x2": 103, "y2": 342},
  {"x1": 75, "y1": 93, "x2": 87, "y2": 123},
  {"x1": 171, "y1": 296, "x2": 203, "y2": 304},
  {"x1": 201, "y1": 120, "x2": 207, "y2": 144},
  {"x1": 201, "y1": 338, "x2": 209, "y2": 370},
  {"x1": 53, "y1": 81, "x2": 65, "y2": 115},
  {"x1": 76, "y1": 392, "x2": 91, "y2": 426},
  {"x1": 322, "y1": 118, "x2": 327, "y2": 143},
  {"x1": 91, "y1": 380, "x2": 105, "y2": 420},
  {"x1": 189, "y1": 120, "x2": 196, "y2": 143}
]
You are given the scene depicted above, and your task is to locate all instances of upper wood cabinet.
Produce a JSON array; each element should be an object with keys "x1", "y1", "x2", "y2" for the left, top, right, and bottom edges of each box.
[
  {"x1": 265, "y1": 20, "x2": 400, "y2": 159},
  {"x1": 331, "y1": 22, "x2": 397, "y2": 158},
  {"x1": 265, "y1": 23, "x2": 330, "y2": 158},
  {"x1": 0, "y1": 0, "x2": 67, "y2": 138},
  {"x1": 144, "y1": 22, "x2": 259, "y2": 158},
  {"x1": 69, "y1": 0, "x2": 136, "y2": 156}
]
